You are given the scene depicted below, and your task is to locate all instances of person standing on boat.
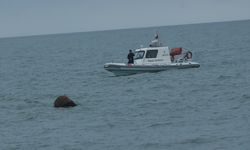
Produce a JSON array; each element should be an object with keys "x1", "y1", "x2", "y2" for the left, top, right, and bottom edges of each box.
[{"x1": 127, "y1": 49, "x2": 135, "y2": 64}]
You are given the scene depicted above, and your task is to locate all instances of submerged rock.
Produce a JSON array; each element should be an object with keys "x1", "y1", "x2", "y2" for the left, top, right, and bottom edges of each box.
[{"x1": 54, "y1": 96, "x2": 77, "y2": 107}]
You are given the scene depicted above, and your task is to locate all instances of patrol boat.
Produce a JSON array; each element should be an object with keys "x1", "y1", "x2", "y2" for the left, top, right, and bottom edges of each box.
[{"x1": 104, "y1": 35, "x2": 200, "y2": 76}]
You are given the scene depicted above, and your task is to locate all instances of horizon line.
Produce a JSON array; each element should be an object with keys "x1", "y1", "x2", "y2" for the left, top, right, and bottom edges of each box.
[{"x1": 1, "y1": 18, "x2": 249, "y2": 39}]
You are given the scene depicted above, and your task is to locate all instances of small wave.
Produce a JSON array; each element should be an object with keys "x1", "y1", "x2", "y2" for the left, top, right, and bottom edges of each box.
[
  {"x1": 242, "y1": 94, "x2": 250, "y2": 99},
  {"x1": 124, "y1": 89, "x2": 134, "y2": 93},
  {"x1": 148, "y1": 122, "x2": 172, "y2": 128},
  {"x1": 178, "y1": 137, "x2": 216, "y2": 145},
  {"x1": 217, "y1": 75, "x2": 232, "y2": 80},
  {"x1": 210, "y1": 83, "x2": 220, "y2": 87},
  {"x1": 239, "y1": 94, "x2": 250, "y2": 105},
  {"x1": 139, "y1": 143, "x2": 171, "y2": 149}
]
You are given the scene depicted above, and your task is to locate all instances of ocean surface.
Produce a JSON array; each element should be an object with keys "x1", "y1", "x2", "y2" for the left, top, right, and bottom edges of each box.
[{"x1": 0, "y1": 20, "x2": 250, "y2": 150}]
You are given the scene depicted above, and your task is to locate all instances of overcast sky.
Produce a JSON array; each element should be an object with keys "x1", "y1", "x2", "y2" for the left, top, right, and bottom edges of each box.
[{"x1": 0, "y1": 0, "x2": 250, "y2": 38}]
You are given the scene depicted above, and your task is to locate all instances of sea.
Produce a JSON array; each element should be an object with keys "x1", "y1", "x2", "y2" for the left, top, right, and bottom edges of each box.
[{"x1": 0, "y1": 20, "x2": 250, "y2": 150}]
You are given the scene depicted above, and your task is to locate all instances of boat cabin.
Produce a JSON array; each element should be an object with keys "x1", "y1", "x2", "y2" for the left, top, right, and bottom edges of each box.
[{"x1": 134, "y1": 46, "x2": 172, "y2": 65}]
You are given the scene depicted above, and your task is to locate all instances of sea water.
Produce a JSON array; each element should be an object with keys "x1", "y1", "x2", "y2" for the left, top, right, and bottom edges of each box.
[{"x1": 0, "y1": 20, "x2": 250, "y2": 150}]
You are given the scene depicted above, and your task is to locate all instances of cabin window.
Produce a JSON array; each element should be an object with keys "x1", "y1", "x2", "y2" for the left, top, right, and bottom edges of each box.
[
  {"x1": 146, "y1": 50, "x2": 158, "y2": 58},
  {"x1": 134, "y1": 51, "x2": 145, "y2": 59}
]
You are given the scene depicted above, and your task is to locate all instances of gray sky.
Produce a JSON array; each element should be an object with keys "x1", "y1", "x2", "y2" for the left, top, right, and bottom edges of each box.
[{"x1": 0, "y1": 0, "x2": 250, "y2": 38}]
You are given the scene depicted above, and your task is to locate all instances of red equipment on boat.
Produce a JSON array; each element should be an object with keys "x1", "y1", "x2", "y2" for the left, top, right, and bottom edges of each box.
[{"x1": 170, "y1": 47, "x2": 182, "y2": 56}]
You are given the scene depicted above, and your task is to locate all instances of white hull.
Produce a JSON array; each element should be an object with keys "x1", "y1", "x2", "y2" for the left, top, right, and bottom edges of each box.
[{"x1": 104, "y1": 62, "x2": 200, "y2": 76}]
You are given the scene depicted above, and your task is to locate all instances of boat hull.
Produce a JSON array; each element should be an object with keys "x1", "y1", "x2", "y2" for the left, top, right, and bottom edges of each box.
[{"x1": 104, "y1": 62, "x2": 200, "y2": 76}]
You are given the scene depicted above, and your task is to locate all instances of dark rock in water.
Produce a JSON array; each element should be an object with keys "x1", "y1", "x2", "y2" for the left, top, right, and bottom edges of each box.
[{"x1": 54, "y1": 96, "x2": 77, "y2": 107}]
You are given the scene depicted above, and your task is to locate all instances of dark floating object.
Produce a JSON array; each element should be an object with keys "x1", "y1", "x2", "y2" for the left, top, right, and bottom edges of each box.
[{"x1": 54, "y1": 96, "x2": 77, "y2": 107}]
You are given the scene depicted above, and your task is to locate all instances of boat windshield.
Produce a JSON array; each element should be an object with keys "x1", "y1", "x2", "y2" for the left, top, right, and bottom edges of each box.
[{"x1": 134, "y1": 51, "x2": 145, "y2": 60}]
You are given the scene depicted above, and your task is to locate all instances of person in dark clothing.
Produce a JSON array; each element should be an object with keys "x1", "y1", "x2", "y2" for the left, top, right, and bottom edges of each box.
[{"x1": 127, "y1": 49, "x2": 135, "y2": 64}]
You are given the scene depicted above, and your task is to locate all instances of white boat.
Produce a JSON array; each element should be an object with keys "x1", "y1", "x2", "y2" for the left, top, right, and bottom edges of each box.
[{"x1": 104, "y1": 35, "x2": 200, "y2": 76}]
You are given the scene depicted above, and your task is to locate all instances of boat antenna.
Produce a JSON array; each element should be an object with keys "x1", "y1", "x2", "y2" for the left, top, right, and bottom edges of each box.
[
  {"x1": 149, "y1": 31, "x2": 162, "y2": 47},
  {"x1": 155, "y1": 31, "x2": 159, "y2": 39}
]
